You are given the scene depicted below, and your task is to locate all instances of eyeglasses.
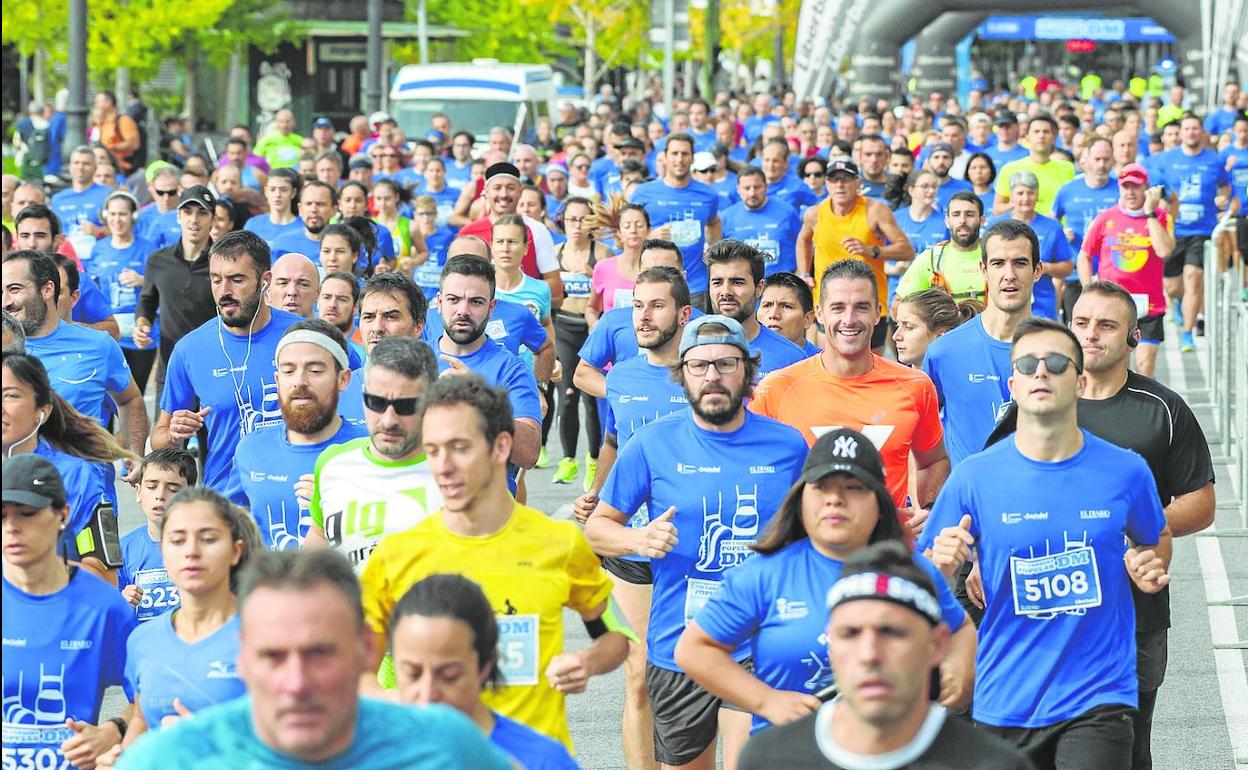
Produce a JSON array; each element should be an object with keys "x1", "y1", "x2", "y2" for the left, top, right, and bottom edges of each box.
[
  {"x1": 363, "y1": 391, "x2": 421, "y2": 415},
  {"x1": 803, "y1": 171, "x2": 825, "y2": 178},
  {"x1": 682, "y1": 356, "x2": 743, "y2": 376},
  {"x1": 154, "y1": 189, "x2": 179, "y2": 197},
  {"x1": 1012, "y1": 353, "x2": 1079, "y2": 376},
  {"x1": 564, "y1": 216, "x2": 587, "y2": 225},
  {"x1": 573, "y1": 164, "x2": 589, "y2": 170}
]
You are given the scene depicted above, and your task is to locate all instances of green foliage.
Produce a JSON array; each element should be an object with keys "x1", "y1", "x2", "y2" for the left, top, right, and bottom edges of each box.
[{"x1": 415, "y1": 0, "x2": 572, "y2": 62}]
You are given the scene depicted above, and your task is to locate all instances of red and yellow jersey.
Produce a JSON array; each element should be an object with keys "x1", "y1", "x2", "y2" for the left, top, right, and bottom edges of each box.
[{"x1": 750, "y1": 354, "x2": 944, "y2": 506}]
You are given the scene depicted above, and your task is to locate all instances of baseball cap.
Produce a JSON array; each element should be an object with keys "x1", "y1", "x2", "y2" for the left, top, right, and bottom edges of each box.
[
  {"x1": 348, "y1": 155, "x2": 373, "y2": 171},
  {"x1": 799, "y1": 427, "x2": 888, "y2": 499},
  {"x1": 368, "y1": 111, "x2": 392, "y2": 127},
  {"x1": 2, "y1": 454, "x2": 67, "y2": 509},
  {"x1": 177, "y1": 185, "x2": 216, "y2": 212},
  {"x1": 994, "y1": 112, "x2": 1019, "y2": 127},
  {"x1": 545, "y1": 161, "x2": 569, "y2": 179},
  {"x1": 485, "y1": 162, "x2": 521, "y2": 182},
  {"x1": 827, "y1": 157, "x2": 859, "y2": 178},
  {"x1": 1119, "y1": 163, "x2": 1149, "y2": 185},
  {"x1": 691, "y1": 151, "x2": 718, "y2": 172},
  {"x1": 615, "y1": 136, "x2": 645, "y2": 152},
  {"x1": 708, "y1": 142, "x2": 729, "y2": 159},
  {"x1": 679, "y1": 315, "x2": 752, "y2": 358},
  {"x1": 927, "y1": 142, "x2": 956, "y2": 158},
  {"x1": 426, "y1": 129, "x2": 446, "y2": 144},
  {"x1": 312, "y1": 117, "x2": 334, "y2": 130}
]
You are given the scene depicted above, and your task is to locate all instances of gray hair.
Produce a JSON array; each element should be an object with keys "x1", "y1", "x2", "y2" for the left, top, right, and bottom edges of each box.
[
  {"x1": 238, "y1": 549, "x2": 363, "y2": 629},
  {"x1": 150, "y1": 166, "x2": 179, "y2": 184},
  {"x1": 363, "y1": 336, "x2": 439, "y2": 385},
  {"x1": 2, "y1": 311, "x2": 26, "y2": 353},
  {"x1": 1008, "y1": 171, "x2": 1040, "y2": 191}
]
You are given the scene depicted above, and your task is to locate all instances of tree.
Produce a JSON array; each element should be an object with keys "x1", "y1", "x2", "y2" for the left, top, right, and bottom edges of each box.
[
  {"x1": 525, "y1": 0, "x2": 649, "y2": 95},
  {"x1": 416, "y1": 0, "x2": 569, "y2": 63}
]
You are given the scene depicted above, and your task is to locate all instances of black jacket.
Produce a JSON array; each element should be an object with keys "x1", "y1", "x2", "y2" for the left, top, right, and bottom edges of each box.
[{"x1": 136, "y1": 238, "x2": 215, "y2": 359}]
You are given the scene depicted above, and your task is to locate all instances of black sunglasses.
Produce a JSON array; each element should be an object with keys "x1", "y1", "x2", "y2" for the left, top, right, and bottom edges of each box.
[
  {"x1": 1012, "y1": 353, "x2": 1078, "y2": 376},
  {"x1": 363, "y1": 391, "x2": 421, "y2": 415},
  {"x1": 154, "y1": 188, "x2": 179, "y2": 197}
]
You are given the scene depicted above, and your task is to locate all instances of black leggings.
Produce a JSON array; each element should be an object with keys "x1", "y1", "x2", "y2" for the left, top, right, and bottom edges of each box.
[
  {"x1": 124, "y1": 347, "x2": 158, "y2": 395},
  {"x1": 554, "y1": 311, "x2": 601, "y2": 459}
]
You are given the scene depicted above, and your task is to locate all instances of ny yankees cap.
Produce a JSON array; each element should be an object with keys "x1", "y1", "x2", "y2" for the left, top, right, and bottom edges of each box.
[
  {"x1": 2, "y1": 454, "x2": 67, "y2": 509},
  {"x1": 799, "y1": 427, "x2": 887, "y2": 498}
]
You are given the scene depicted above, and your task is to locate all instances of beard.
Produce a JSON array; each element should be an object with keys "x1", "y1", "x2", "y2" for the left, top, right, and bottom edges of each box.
[
  {"x1": 951, "y1": 228, "x2": 978, "y2": 249},
  {"x1": 14, "y1": 296, "x2": 47, "y2": 336},
  {"x1": 637, "y1": 318, "x2": 680, "y2": 350},
  {"x1": 279, "y1": 386, "x2": 338, "y2": 435},
  {"x1": 219, "y1": 290, "x2": 264, "y2": 329},
  {"x1": 683, "y1": 377, "x2": 747, "y2": 426},
  {"x1": 444, "y1": 313, "x2": 487, "y2": 345}
]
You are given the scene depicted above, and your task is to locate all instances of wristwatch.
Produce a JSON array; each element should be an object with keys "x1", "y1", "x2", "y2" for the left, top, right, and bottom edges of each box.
[
  {"x1": 1147, "y1": 210, "x2": 1159, "y2": 219},
  {"x1": 871, "y1": 246, "x2": 881, "y2": 258}
]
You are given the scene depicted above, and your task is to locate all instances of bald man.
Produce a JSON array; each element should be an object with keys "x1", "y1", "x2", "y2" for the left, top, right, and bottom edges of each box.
[
  {"x1": 448, "y1": 234, "x2": 490, "y2": 260},
  {"x1": 10, "y1": 182, "x2": 46, "y2": 223},
  {"x1": 267, "y1": 252, "x2": 320, "y2": 319}
]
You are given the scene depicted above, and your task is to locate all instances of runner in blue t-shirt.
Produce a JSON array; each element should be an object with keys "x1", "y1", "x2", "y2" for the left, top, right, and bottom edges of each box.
[
  {"x1": 91, "y1": 191, "x2": 163, "y2": 390},
  {"x1": 271, "y1": 180, "x2": 337, "y2": 264},
  {"x1": 118, "y1": 449, "x2": 198, "y2": 622},
  {"x1": 1156, "y1": 114, "x2": 1233, "y2": 351},
  {"x1": 922, "y1": 318, "x2": 1170, "y2": 770},
  {"x1": 235, "y1": 320, "x2": 369, "y2": 550},
  {"x1": 986, "y1": 171, "x2": 1075, "y2": 319},
  {"x1": 586, "y1": 314, "x2": 808, "y2": 769},
  {"x1": 720, "y1": 168, "x2": 803, "y2": 277},
  {"x1": 705, "y1": 240, "x2": 808, "y2": 380},
  {"x1": 120, "y1": 487, "x2": 259, "y2": 747},
  {"x1": 678, "y1": 428, "x2": 972, "y2": 732},
  {"x1": 2, "y1": 454, "x2": 137, "y2": 770},
  {"x1": 629, "y1": 133, "x2": 721, "y2": 302},
  {"x1": 155, "y1": 231, "x2": 303, "y2": 504},
  {"x1": 1051, "y1": 139, "x2": 1119, "y2": 318},
  {"x1": 1219, "y1": 114, "x2": 1248, "y2": 216},
  {"x1": 50, "y1": 147, "x2": 109, "y2": 242}
]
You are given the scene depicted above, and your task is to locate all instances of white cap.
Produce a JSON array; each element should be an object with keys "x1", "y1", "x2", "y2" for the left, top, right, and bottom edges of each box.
[
  {"x1": 368, "y1": 111, "x2": 392, "y2": 127},
  {"x1": 691, "y1": 151, "x2": 717, "y2": 172}
]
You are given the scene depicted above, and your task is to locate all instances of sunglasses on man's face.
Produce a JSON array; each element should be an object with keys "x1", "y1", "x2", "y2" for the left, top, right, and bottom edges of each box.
[
  {"x1": 1012, "y1": 353, "x2": 1078, "y2": 376},
  {"x1": 363, "y1": 391, "x2": 421, "y2": 415},
  {"x1": 154, "y1": 188, "x2": 179, "y2": 197}
]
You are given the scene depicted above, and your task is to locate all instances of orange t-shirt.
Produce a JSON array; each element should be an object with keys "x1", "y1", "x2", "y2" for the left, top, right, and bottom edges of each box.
[{"x1": 750, "y1": 353, "x2": 943, "y2": 506}]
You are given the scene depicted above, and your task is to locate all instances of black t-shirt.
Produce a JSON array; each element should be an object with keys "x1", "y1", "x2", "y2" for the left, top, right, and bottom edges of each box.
[
  {"x1": 739, "y1": 703, "x2": 1034, "y2": 770},
  {"x1": 985, "y1": 371, "x2": 1215, "y2": 631}
]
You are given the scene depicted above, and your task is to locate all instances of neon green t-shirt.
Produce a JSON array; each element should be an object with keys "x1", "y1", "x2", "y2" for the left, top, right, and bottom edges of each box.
[
  {"x1": 995, "y1": 157, "x2": 1076, "y2": 216},
  {"x1": 896, "y1": 240, "x2": 986, "y2": 303},
  {"x1": 253, "y1": 130, "x2": 305, "y2": 169}
]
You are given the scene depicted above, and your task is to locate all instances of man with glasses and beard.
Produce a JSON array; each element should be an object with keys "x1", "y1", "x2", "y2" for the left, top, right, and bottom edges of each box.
[
  {"x1": 586, "y1": 315, "x2": 807, "y2": 770},
  {"x1": 235, "y1": 319, "x2": 368, "y2": 550},
  {"x1": 152, "y1": 230, "x2": 302, "y2": 504},
  {"x1": 303, "y1": 336, "x2": 442, "y2": 575},
  {"x1": 272, "y1": 180, "x2": 336, "y2": 262}
]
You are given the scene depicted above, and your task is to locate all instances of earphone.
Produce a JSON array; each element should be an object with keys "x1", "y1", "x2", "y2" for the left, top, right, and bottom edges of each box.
[
  {"x1": 1127, "y1": 328, "x2": 1140, "y2": 348},
  {"x1": 261, "y1": 280, "x2": 270, "y2": 293},
  {"x1": 5, "y1": 410, "x2": 46, "y2": 459}
]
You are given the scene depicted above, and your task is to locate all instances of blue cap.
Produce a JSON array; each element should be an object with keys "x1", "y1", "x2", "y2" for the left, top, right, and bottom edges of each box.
[
  {"x1": 312, "y1": 117, "x2": 334, "y2": 130},
  {"x1": 679, "y1": 314, "x2": 752, "y2": 358},
  {"x1": 426, "y1": 129, "x2": 446, "y2": 143}
]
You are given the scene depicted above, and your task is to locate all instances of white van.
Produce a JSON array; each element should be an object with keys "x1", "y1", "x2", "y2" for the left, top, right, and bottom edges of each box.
[{"x1": 389, "y1": 61, "x2": 556, "y2": 150}]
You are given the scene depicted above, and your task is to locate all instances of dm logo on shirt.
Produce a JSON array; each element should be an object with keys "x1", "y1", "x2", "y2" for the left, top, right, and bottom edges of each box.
[{"x1": 695, "y1": 485, "x2": 761, "y2": 573}]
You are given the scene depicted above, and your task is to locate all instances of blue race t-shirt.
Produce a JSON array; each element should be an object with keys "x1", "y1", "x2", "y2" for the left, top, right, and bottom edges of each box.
[
  {"x1": 244, "y1": 214, "x2": 305, "y2": 246},
  {"x1": 270, "y1": 230, "x2": 324, "y2": 264},
  {"x1": 50, "y1": 183, "x2": 110, "y2": 232},
  {"x1": 1052, "y1": 175, "x2": 1119, "y2": 253},
  {"x1": 26, "y1": 321, "x2": 132, "y2": 424},
  {"x1": 696, "y1": 538, "x2": 965, "y2": 731},
  {"x1": 136, "y1": 207, "x2": 181, "y2": 250},
  {"x1": 125, "y1": 614, "x2": 245, "y2": 730},
  {"x1": 71, "y1": 272, "x2": 115, "y2": 325},
  {"x1": 750, "y1": 324, "x2": 808, "y2": 377},
  {"x1": 1221, "y1": 143, "x2": 1248, "y2": 212},
  {"x1": 33, "y1": 439, "x2": 120, "y2": 563},
  {"x1": 921, "y1": 315, "x2": 1012, "y2": 466},
  {"x1": 767, "y1": 177, "x2": 818, "y2": 213},
  {"x1": 984, "y1": 213, "x2": 1073, "y2": 318},
  {"x1": 434, "y1": 338, "x2": 542, "y2": 424},
  {"x1": 117, "y1": 527, "x2": 180, "y2": 622},
  {"x1": 985, "y1": 143, "x2": 1029, "y2": 170},
  {"x1": 720, "y1": 199, "x2": 803, "y2": 276},
  {"x1": 599, "y1": 410, "x2": 807, "y2": 670},
  {"x1": 235, "y1": 418, "x2": 370, "y2": 550},
  {"x1": 489, "y1": 712, "x2": 578, "y2": 770},
  {"x1": 629, "y1": 179, "x2": 719, "y2": 293},
  {"x1": 114, "y1": 697, "x2": 512, "y2": 770},
  {"x1": 918, "y1": 431, "x2": 1166, "y2": 728},
  {"x1": 86, "y1": 237, "x2": 160, "y2": 350},
  {"x1": 709, "y1": 175, "x2": 741, "y2": 210},
  {"x1": 934, "y1": 177, "x2": 974, "y2": 211},
  {"x1": 160, "y1": 310, "x2": 303, "y2": 504},
  {"x1": 579, "y1": 306, "x2": 704, "y2": 371},
  {"x1": 1156, "y1": 147, "x2": 1232, "y2": 237},
  {"x1": 2, "y1": 569, "x2": 136, "y2": 770}
]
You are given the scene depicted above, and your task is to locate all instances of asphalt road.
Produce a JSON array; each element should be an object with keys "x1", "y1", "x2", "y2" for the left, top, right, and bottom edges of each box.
[{"x1": 101, "y1": 333, "x2": 1248, "y2": 769}]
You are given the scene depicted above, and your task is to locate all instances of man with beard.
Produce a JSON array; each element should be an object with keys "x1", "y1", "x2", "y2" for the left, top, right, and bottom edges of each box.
[
  {"x1": 720, "y1": 168, "x2": 803, "y2": 277},
  {"x1": 925, "y1": 143, "x2": 973, "y2": 212},
  {"x1": 152, "y1": 230, "x2": 302, "y2": 504},
  {"x1": 316, "y1": 270, "x2": 366, "y2": 361},
  {"x1": 994, "y1": 114, "x2": 1075, "y2": 217},
  {"x1": 12, "y1": 204, "x2": 119, "y2": 338},
  {"x1": 586, "y1": 314, "x2": 807, "y2": 770},
  {"x1": 303, "y1": 336, "x2": 442, "y2": 574},
  {"x1": 706, "y1": 239, "x2": 808, "y2": 379},
  {"x1": 752, "y1": 259, "x2": 949, "y2": 520},
  {"x1": 235, "y1": 319, "x2": 367, "y2": 550},
  {"x1": 433, "y1": 255, "x2": 542, "y2": 471},
  {"x1": 272, "y1": 180, "x2": 336, "y2": 262},
  {"x1": 457, "y1": 163, "x2": 563, "y2": 308},
  {"x1": 896, "y1": 191, "x2": 988, "y2": 305},
  {"x1": 2, "y1": 249, "x2": 148, "y2": 455}
]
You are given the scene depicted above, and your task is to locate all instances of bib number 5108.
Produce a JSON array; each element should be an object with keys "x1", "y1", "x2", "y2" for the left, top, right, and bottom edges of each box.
[{"x1": 1022, "y1": 571, "x2": 1090, "y2": 602}]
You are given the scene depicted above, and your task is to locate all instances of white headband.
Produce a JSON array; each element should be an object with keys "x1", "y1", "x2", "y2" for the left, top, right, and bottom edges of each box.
[
  {"x1": 276, "y1": 329, "x2": 350, "y2": 370},
  {"x1": 826, "y1": 571, "x2": 943, "y2": 626}
]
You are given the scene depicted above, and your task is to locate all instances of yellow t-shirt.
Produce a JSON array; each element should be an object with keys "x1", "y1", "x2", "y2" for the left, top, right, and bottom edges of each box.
[
  {"x1": 995, "y1": 157, "x2": 1076, "y2": 217},
  {"x1": 360, "y1": 502, "x2": 613, "y2": 749}
]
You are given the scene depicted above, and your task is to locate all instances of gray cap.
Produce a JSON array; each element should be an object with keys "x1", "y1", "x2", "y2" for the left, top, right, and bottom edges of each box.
[
  {"x1": 679, "y1": 314, "x2": 751, "y2": 358},
  {"x1": 2, "y1": 454, "x2": 67, "y2": 509}
]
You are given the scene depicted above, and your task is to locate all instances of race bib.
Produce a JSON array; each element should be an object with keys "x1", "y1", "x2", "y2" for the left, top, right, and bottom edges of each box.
[
  {"x1": 669, "y1": 217, "x2": 702, "y2": 248},
  {"x1": 1130, "y1": 293, "x2": 1150, "y2": 318},
  {"x1": 1010, "y1": 545, "x2": 1102, "y2": 617},
  {"x1": 135, "y1": 568, "x2": 180, "y2": 621},
  {"x1": 115, "y1": 312, "x2": 136, "y2": 339},
  {"x1": 413, "y1": 263, "x2": 442, "y2": 290},
  {"x1": 747, "y1": 237, "x2": 780, "y2": 264},
  {"x1": 2, "y1": 723, "x2": 74, "y2": 770},
  {"x1": 684, "y1": 577, "x2": 723, "y2": 625},
  {"x1": 1176, "y1": 202, "x2": 1203, "y2": 224},
  {"x1": 496, "y1": 614, "x2": 540, "y2": 686},
  {"x1": 612, "y1": 288, "x2": 634, "y2": 309}
]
